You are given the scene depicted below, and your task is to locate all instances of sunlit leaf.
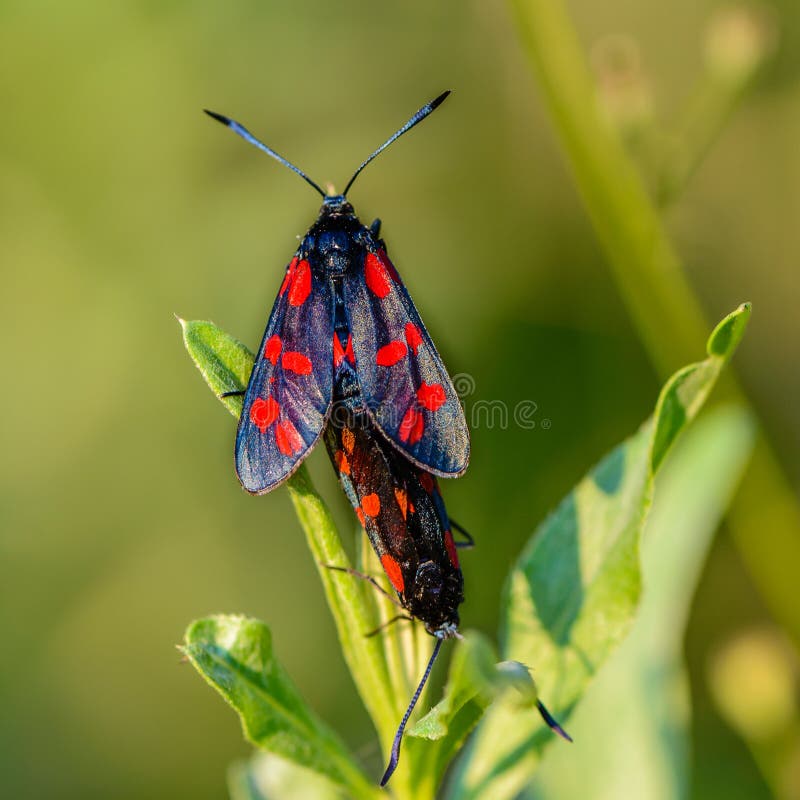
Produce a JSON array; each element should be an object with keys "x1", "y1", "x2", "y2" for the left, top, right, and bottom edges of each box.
[
  {"x1": 531, "y1": 405, "x2": 756, "y2": 800},
  {"x1": 183, "y1": 616, "x2": 379, "y2": 799},
  {"x1": 179, "y1": 317, "x2": 252, "y2": 415},
  {"x1": 410, "y1": 633, "x2": 497, "y2": 742},
  {"x1": 408, "y1": 633, "x2": 549, "y2": 797}
]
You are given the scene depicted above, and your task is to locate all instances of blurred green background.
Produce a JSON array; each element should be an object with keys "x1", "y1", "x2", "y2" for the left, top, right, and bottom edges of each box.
[{"x1": 1, "y1": 1, "x2": 798, "y2": 798}]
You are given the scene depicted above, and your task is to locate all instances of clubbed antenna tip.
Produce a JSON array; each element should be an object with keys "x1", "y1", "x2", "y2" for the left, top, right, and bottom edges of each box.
[
  {"x1": 429, "y1": 90, "x2": 451, "y2": 110},
  {"x1": 343, "y1": 90, "x2": 452, "y2": 196},
  {"x1": 203, "y1": 108, "x2": 326, "y2": 198},
  {"x1": 203, "y1": 109, "x2": 231, "y2": 126}
]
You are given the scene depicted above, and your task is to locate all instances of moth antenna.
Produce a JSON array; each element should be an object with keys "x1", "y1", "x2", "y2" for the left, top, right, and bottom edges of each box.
[
  {"x1": 343, "y1": 90, "x2": 450, "y2": 197},
  {"x1": 204, "y1": 110, "x2": 326, "y2": 198},
  {"x1": 380, "y1": 637, "x2": 444, "y2": 786}
]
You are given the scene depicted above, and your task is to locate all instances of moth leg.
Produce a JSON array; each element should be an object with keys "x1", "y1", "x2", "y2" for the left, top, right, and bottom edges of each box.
[
  {"x1": 220, "y1": 389, "x2": 245, "y2": 398},
  {"x1": 450, "y1": 518, "x2": 475, "y2": 549},
  {"x1": 323, "y1": 564, "x2": 405, "y2": 608},
  {"x1": 369, "y1": 218, "x2": 382, "y2": 237},
  {"x1": 365, "y1": 614, "x2": 413, "y2": 638}
]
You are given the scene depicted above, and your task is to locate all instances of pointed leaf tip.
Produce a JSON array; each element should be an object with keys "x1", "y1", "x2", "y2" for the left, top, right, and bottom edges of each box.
[
  {"x1": 707, "y1": 302, "x2": 751, "y2": 358},
  {"x1": 183, "y1": 615, "x2": 373, "y2": 795}
]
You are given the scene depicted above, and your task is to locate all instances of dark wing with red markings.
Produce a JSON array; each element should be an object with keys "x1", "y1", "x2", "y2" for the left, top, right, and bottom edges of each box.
[
  {"x1": 344, "y1": 247, "x2": 469, "y2": 476},
  {"x1": 235, "y1": 256, "x2": 334, "y2": 494},
  {"x1": 323, "y1": 407, "x2": 419, "y2": 601}
]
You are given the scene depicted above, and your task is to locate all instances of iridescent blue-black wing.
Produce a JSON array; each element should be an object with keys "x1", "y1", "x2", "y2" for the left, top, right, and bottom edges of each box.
[
  {"x1": 344, "y1": 247, "x2": 469, "y2": 476},
  {"x1": 235, "y1": 256, "x2": 334, "y2": 494}
]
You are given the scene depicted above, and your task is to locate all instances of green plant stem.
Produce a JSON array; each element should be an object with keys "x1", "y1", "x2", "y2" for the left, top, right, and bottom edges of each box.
[{"x1": 507, "y1": 0, "x2": 800, "y2": 648}]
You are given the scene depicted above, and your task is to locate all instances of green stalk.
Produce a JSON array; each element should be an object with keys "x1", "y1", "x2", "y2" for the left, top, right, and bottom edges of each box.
[{"x1": 507, "y1": 0, "x2": 800, "y2": 648}]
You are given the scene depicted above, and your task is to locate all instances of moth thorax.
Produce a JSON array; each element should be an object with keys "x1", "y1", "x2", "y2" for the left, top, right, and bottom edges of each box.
[{"x1": 317, "y1": 229, "x2": 353, "y2": 273}]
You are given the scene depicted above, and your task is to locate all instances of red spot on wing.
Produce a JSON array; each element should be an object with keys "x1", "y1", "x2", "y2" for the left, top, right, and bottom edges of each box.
[
  {"x1": 399, "y1": 408, "x2": 424, "y2": 444},
  {"x1": 334, "y1": 449, "x2": 351, "y2": 475},
  {"x1": 405, "y1": 323, "x2": 423, "y2": 355},
  {"x1": 365, "y1": 252, "x2": 392, "y2": 298},
  {"x1": 344, "y1": 334, "x2": 354, "y2": 364},
  {"x1": 333, "y1": 333, "x2": 345, "y2": 367},
  {"x1": 356, "y1": 507, "x2": 366, "y2": 527},
  {"x1": 394, "y1": 488, "x2": 409, "y2": 520},
  {"x1": 376, "y1": 340, "x2": 408, "y2": 366},
  {"x1": 282, "y1": 351, "x2": 312, "y2": 375},
  {"x1": 250, "y1": 396, "x2": 279, "y2": 432},
  {"x1": 342, "y1": 427, "x2": 355, "y2": 454},
  {"x1": 275, "y1": 418, "x2": 303, "y2": 456},
  {"x1": 288, "y1": 259, "x2": 311, "y2": 306},
  {"x1": 444, "y1": 530, "x2": 459, "y2": 568},
  {"x1": 361, "y1": 493, "x2": 381, "y2": 517},
  {"x1": 378, "y1": 248, "x2": 401, "y2": 283},
  {"x1": 417, "y1": 382, "x2": 447, "y2": 412},
  {"x1": 418, "y1": 471, "x2": 435, "y2": 494},
  {"x1": 264, "y1": 335, "x2": 282, "y2": 364},
  {"x1": 333, "y1": 333, "x2": 355, "y2": 368},
  {"x1": 279, "y1": 257, "x2": 298, "y2": 295},
  {"x1": 381, "y1": 554, "x2": 405, "y2": 593}
]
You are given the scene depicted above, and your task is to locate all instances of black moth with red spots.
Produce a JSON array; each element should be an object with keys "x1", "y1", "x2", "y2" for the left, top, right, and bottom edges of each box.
[
  {"x1": 204, "y1": 92, "x2": 569, "y2": 786},
  {"x1": 325, "y1": 364, "x2": 464, "y2": 640},
  {"x1": 205, "y1": 92, "x2": 470, "y2": 495}
]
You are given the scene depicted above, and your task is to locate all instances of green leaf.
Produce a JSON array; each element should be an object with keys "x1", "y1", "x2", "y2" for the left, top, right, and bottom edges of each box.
[
  {"x1": 651, "y1": 303, "x2": 750, "y2": 471},
  {"x1": 705, "y1": 302, "x2": 751, "y2": 359},
  {"x1": 407, "y1": 633, "x2": 497, "y2": 797},
  {"x1": 179, "y1": 318, "x2": 252, "y2": 416},
  {"x1": 183, "y1": 616, "x2": 379, "y2": 800},
  {"x1": 447, "y1": 305, "x2": 749, "y2": 800},
  {"x1": 531, "y1": 405, "x2": 756, "y2": 800},
  {"x1": 407, "y1": 634, "x2": 554, "y2": 798},
  {"x1": 179, "y1": 319, "x2": 409, "y2": 779},
  {"x1": 410, "y1": 633, "x2": 497, "y2": 742}
]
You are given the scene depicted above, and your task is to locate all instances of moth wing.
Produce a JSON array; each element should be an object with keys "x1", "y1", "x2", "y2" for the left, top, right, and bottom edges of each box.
[
  {"x1": 345, "y1": 248, "x2": 469, "y2": 477},
  {"x1": 235, "y1": 257, "x2": 334, "y2": 494}
]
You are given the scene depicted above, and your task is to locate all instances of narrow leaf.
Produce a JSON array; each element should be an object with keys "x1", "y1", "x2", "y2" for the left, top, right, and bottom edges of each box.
[
  {"x1": 183, "y1": 616, "x2": 378, "y2": 799},
  {"x1": 179, "y1": 317, "x2": 252, "y2": 415}
]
